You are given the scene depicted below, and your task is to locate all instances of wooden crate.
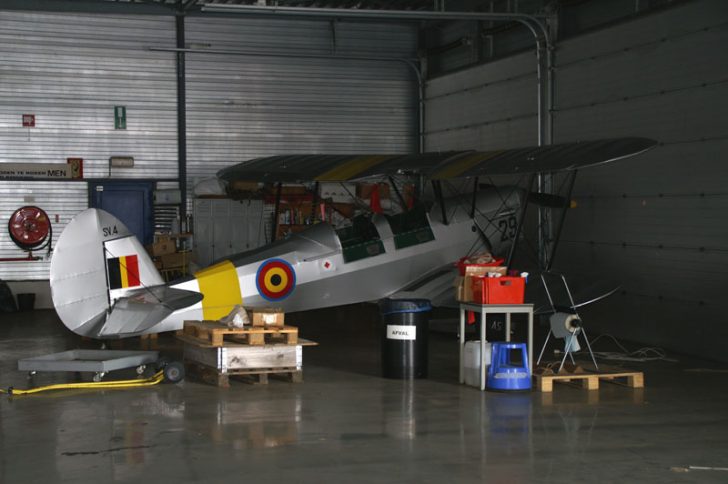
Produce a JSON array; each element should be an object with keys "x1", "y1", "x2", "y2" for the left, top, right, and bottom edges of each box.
[
  {"x1": 183, "y1": 341, "x2": 304, "y2": 387},
  {"x1": 181, "y1": 320, "x2": 298, "y2": 347},
  {"x1": 183, "y1": 339, "x2": 302, "y2": 372},
  {"x1": 533, "y1": 364, "x2": 644, "y2": 392}
]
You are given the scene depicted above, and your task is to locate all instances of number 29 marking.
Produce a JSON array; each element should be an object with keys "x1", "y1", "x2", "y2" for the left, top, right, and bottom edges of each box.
[{"x1": 498, "y1": 215, "x2": 518, "y2": 242}]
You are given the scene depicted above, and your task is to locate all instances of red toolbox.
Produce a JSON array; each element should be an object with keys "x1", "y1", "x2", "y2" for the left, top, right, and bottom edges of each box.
[{"x1": 471, "y1": 276, "x2": 525, "y2": 304}]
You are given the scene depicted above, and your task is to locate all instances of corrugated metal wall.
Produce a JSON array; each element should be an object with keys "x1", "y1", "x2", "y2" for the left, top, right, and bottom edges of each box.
[
  {"x1": 185, "y1": 16, "x2": 418, "y2": 185},
  {"x1": 425, "y1": 52, "x2": 538, "y2": 151},
  {"x1": 0, "y1": 181, "x2": 87, "y2": 280},
  {"x1": 0, "y1": 11, "x2": 178, "y2": 178},
  {"x1": 424, "y1": 0, "x2": 728, "y2": 361},
  {"x1": 0, "y1": 10, "x2": 177, "y2": 280},
  {"x1": 0, "y1": 10, "x2": 418, "y2": 281}
]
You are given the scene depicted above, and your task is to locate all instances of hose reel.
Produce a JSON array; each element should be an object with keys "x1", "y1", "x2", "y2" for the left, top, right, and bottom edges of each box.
[{"x1": 7, "y1": 206, "x2": 52, "y2": 254}]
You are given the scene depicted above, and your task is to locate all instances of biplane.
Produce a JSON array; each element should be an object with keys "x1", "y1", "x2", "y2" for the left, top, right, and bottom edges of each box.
[{"x1": 49, "y1": 138, "x2": 656, "y2": 339}]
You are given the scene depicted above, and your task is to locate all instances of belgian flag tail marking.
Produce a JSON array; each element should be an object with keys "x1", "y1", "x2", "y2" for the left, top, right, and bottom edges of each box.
[{"x1": 107, "y1": 255, "x2": 141, "y2": 290}]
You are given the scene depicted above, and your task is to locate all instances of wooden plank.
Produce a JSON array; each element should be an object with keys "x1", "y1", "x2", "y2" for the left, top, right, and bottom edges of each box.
[
  {"x1": 627, "y1": 373, "x2": 644, "y2": 388},
  {"x1": 183, "y1": 342, "x2": 301, "y2": 371},
  {"x1": 180, "y1": 320, "x2": 299, "y2": 347},
  {"x1": 581, "y1": 376, "x2": 599, "y2": 390},
  {"x1": 185, "y1": 362, "x2": 302, "y2": 387}
]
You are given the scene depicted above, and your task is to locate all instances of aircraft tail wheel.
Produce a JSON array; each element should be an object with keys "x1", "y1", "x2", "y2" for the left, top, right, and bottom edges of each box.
[{"x1": 163, "y1": 361, "x2": 185, "y2": 383}]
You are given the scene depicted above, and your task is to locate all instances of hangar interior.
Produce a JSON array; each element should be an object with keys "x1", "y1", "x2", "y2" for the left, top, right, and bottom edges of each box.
[{"x1": 1, "y1": 0, "x2": 727, "y2": 482}]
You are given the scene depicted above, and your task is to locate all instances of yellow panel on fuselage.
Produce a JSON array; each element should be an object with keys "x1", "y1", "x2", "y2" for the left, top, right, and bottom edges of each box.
[{"x1": 194, "y1": 260, "x2": 242, "y2": 320}]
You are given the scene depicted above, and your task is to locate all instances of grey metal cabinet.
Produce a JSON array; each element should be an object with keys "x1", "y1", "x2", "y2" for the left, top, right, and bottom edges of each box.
[{"x1": 193, "y1": 199, "x2": 266, "y2": 267}]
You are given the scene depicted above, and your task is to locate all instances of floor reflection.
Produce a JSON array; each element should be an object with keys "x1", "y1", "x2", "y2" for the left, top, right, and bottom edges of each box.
[{"x1": 200, "y1": 396, "x2": 302, "y2": 450}]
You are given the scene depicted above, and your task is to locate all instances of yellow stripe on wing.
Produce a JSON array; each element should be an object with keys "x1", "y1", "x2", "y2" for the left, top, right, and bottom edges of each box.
[
  {"x1": 315, "y1": 155, "x2": 392, "y2": 182},
  {"x1": 194, "y1": 260, "x2": 243, "y2": 320},
  {"x1": 432, "y1": 151, "x2": 502, "y2": 180}
]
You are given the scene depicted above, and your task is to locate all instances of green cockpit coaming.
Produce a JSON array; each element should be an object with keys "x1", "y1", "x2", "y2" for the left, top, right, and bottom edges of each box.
[
  {"x1": 336, "y1": 215, "x2": 385, "y2": 263},
  {"x1": 385, "y1": 204, "x2": 435, "y2": 249}
]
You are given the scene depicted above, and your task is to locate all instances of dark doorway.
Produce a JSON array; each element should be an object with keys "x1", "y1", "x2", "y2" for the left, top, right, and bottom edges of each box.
[{"x1": 89, "y1": 181, "x2": 154, "y2": 245}]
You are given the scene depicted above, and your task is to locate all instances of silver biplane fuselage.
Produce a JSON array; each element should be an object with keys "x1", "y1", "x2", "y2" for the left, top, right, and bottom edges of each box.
[
  {"x1": 50, "y1": 189, "x2": 519, "y2": 338},
  {"x1": 156, "y1": 189, "x2": 519, "y2": 333}
]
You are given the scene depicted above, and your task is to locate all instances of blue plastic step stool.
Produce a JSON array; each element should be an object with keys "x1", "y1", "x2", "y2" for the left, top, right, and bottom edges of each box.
[{"x1": 486, "y1": 342, "x2": 531, "y2": 391}]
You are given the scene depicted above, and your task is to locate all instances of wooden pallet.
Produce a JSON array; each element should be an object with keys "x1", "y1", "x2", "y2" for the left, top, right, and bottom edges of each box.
[
  {"x1": 181, "y1": 320, "x2": 298, "y2": 347},
  {"x1": 186, "y1": 362, "x2": 303, "y2": 388},
  {"x1": 533, "y1": 365, "x2": 644, "y2": 392}
]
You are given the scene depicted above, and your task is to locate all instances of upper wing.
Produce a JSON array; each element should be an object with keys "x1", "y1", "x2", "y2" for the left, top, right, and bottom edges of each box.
[{"x1": 218, "y1": 137, "x2": 657, "y2": 183}]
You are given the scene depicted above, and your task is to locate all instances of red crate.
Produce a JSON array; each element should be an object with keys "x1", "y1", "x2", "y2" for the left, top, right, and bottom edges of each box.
[
  {"x1": 471, "y1": 276, "x2": 525, "y2": 304},
  {"x1": 456, "y1": 257, "x2": 505, "y2": 276}
]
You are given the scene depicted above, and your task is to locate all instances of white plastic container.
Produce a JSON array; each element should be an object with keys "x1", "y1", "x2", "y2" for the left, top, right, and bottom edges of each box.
[{"x1": 464, "y1": 341, "x2": 491, "y2": 387}]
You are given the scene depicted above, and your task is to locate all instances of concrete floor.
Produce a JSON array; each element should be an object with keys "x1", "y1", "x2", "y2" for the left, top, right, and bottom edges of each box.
[{"x1": 1, "y1": 307, "x2": 728, "y2": 484}]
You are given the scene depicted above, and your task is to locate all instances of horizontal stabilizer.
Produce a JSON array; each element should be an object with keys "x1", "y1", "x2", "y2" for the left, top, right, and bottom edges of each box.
[{"x1": 98, "y1": 286, "x2": 203, "y2": 338}]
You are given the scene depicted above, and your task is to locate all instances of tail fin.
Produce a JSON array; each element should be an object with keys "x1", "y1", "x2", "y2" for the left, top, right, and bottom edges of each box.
[{"x1": 50, "y1": 209, "x2": 166, "y2": 337}]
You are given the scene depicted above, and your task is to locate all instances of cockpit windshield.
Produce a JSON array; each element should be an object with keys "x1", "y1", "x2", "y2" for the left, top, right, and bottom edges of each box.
[
  {"x1": 335, "y1": 215, "x2": 385, "y2": 263},
  {"x1": 385, "y1": 204, "x2": 435, "y2": 249}
]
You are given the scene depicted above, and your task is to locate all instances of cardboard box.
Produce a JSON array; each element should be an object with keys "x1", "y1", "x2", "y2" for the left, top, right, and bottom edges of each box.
[
  {"x1": 280, "y1": 185, "x2": 308, "y2": 196},
  {"x1": 148, "y1": 239, "x2": 176, "y2": 257},
  {"x1": 464, "y1": 265, "x2": 507, "y2": 277},
  {"x1": 331, "y1": 202, "x2": 355, "y2": 218},
  {"x1": 248, "y1": 307, "x2": 285, "y2": 327},
  {"x1": 454, "y1": 275, "x2": 473, "y2": 302},
  {"x1": 161, "y1": 251, "x2": 188, "y2": 269}
]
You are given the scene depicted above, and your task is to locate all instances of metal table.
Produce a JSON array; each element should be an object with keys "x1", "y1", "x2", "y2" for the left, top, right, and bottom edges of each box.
[{"x1": 459, "y1": 303, "x2": 534, "y2": 391}]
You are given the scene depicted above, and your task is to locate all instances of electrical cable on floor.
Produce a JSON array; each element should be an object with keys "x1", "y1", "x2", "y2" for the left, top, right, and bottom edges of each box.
[
  {"x1": 0, "y1": 370, "x2": 165, "y2": 396},
  {"x1": 587, "y1": 333, "x2": 678, "y2": 363}
]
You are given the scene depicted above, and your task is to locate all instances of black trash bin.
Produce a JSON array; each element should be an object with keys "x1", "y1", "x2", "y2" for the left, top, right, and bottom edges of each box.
[
  {"x1": 379, "y1": 298, "x2": 431, "y2": 379},
  {"x1": 17, "y1": 293, "x2": 36, "y2": 311}
]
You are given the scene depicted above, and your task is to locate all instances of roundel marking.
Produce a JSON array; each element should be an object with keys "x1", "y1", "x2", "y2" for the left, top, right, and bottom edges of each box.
[{"x1": 256, "y1": 258, "x2": 296, "y2": 301}]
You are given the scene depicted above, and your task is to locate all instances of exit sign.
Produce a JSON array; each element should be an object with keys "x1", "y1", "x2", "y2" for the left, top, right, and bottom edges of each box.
[
  {"x1": 114, "y1": 106, "x2": 126, "y2": 130},
  {"x1": 22, "y1": 114, "x2": 35, "y2": 127}
]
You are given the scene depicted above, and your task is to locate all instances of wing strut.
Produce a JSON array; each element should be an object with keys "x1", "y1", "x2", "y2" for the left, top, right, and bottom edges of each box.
[
  {"x1": 311, "y1": 181, "x2": 320, "y2": 223},
  {"x1": 271, "y1": 182, "x2": 282, "y2": 242},
  {"x1": 546, "y1": 170, "x2": 578, "y2": 271},
  {"x1": 388, "y1": 176, "x2": 408, "y2": 211},
  {"x1": 431, "y1": 180, "x2": 448, "y2": 225},
  {"x1": 506, "y1": 174, "x2": 536, "y2": 269},
  {"x1": 470, "y1": 177, "x2": 479, "y2": 218}
]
